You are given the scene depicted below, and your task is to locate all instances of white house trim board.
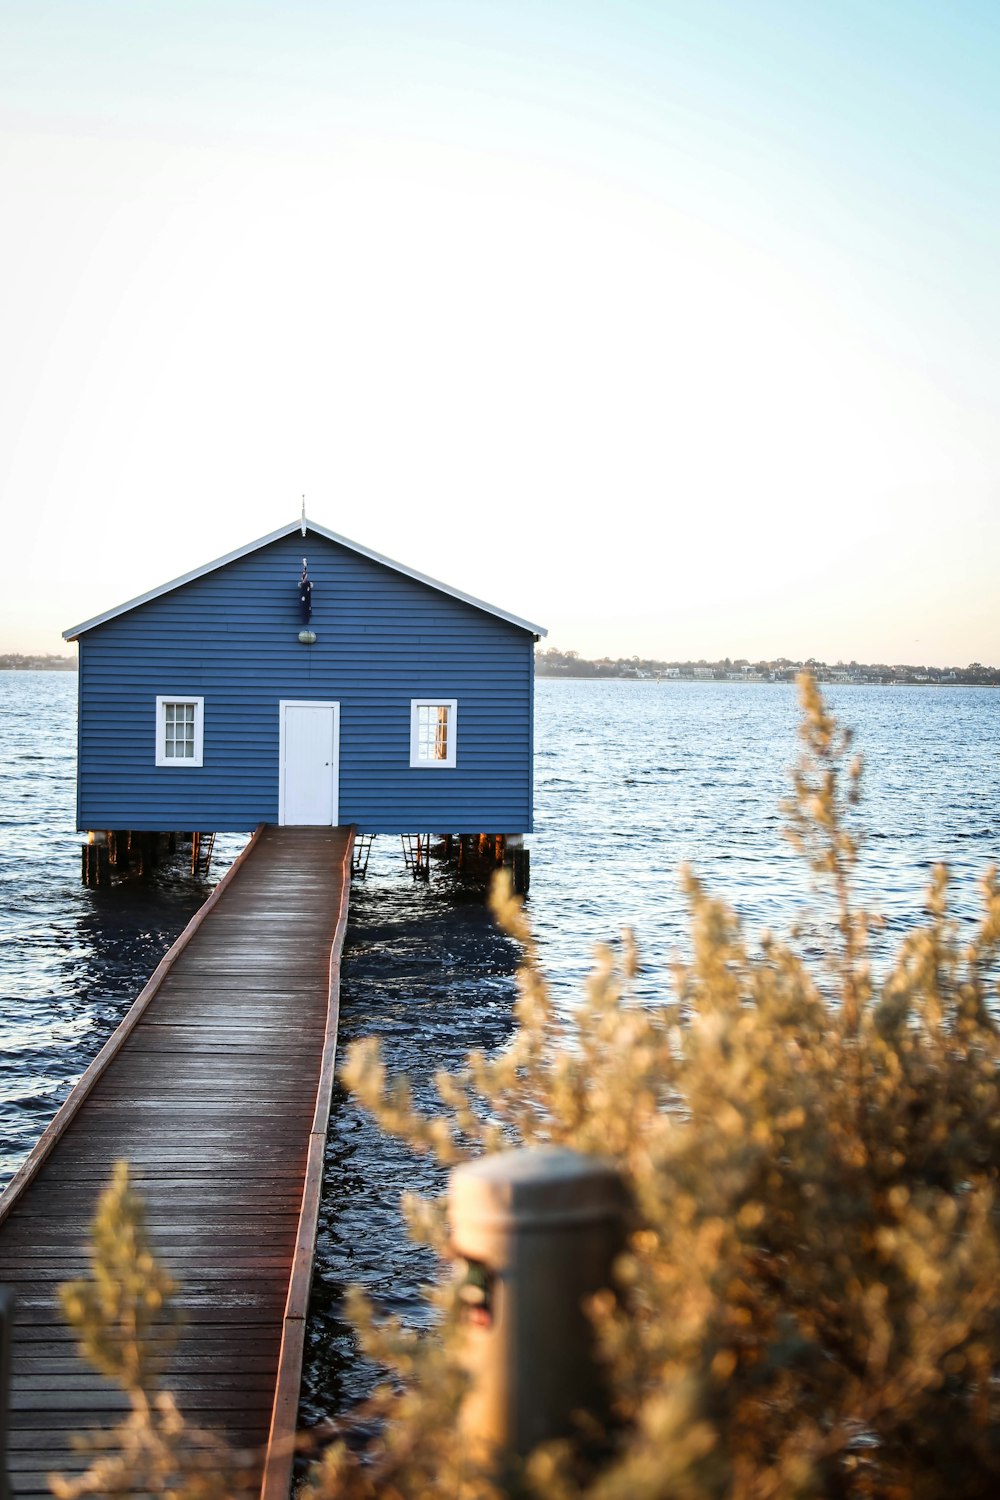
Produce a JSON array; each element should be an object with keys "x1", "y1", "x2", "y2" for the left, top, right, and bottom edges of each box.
[
  {"x1": 64, "y1": 518, "x2": 548, "y2": 640},
  {"x1": 278, "y1": 700, "x2": 340, "y2": 826}
]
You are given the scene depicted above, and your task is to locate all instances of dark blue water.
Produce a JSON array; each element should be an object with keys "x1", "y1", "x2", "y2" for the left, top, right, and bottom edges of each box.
[
  {"x1": 0, "y1": 671, "x2": 997, "y2": 1431},
  {"x1": 531, "y1": 680, "x2": 999, "y2": 995}
]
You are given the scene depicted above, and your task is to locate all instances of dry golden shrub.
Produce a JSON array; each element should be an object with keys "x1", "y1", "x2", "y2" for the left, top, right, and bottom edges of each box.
[{"x1": 321, "y1": 674, "x2": 1000, "y2": 1500}]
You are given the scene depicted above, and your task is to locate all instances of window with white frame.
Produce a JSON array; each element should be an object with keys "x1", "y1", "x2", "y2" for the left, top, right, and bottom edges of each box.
[
  {"x1": 155, "y1": 697, "x2": 204, "y2": 767},
  {"x1": 410, "y1": 699, "x2": 457, "y2": 768}
]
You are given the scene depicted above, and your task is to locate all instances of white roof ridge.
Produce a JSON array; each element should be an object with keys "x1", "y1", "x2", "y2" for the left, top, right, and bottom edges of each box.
[{"x1": 63, "y1": 518, "x2": 547, "y2": 640}]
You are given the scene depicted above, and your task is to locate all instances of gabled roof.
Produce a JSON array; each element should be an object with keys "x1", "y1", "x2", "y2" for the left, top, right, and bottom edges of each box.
[{"x1": 63, "y1": 518, "x2": 547, "y2": 641}]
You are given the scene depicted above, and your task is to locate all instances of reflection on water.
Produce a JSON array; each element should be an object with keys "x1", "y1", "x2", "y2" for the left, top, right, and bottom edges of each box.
[{"x1": 0, "y1": 671, "x2": 996, "y2": 1434}]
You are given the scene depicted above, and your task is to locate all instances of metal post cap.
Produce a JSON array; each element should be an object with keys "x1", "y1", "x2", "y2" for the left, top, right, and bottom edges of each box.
[{"x1": 449, "y1": 1146, "x2": 626, "y2": 1232}]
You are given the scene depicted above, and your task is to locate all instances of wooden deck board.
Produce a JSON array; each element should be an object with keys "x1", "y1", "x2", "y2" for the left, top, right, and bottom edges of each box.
[{"x1": 0, "y1": 825, "x2": 353, "y2": 1497}]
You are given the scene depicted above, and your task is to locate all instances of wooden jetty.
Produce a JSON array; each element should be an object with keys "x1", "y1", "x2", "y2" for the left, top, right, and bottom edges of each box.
[{"x1": 0, "y1": 824, "x2": 354, "y2": 1498}]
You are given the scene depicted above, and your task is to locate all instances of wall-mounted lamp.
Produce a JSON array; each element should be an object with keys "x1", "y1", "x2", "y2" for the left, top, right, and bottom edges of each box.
[
  {"x1": 297, "y1": 558, "x2": 316, "y2": 643},
  {"x1": 299, "y1": 558, "x2": 313, "y2": 623}
]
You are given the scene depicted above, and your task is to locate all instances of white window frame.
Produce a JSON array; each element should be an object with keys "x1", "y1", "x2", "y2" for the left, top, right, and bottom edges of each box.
[
  {"x1": 409, "y1": 698, "x2": 457, "y2": 769},
  {"x1": 155, "y1": 696, "x2": 204, "y2": 767}
]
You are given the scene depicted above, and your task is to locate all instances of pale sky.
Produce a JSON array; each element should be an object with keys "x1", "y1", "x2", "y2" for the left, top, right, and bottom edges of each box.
[{"x1": 1, "y1": 1, "x2": 998, "y2": 666}]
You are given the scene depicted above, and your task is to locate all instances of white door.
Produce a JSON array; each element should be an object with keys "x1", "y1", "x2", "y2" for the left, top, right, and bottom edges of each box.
[{"x1": 279, "y1": 701, "x2": 339, "y2": 825}]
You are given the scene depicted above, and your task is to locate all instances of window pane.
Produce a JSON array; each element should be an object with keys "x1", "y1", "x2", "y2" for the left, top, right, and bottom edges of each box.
[
  {"x1": 415, "y1": 703, "x2": 450, "y2": 761},
  {"x1": 434, "y1": 705, "x2": 449, "y2": 760},
  {"x1": 162, "y1": 701, "x2": 197, "y2": 760}
]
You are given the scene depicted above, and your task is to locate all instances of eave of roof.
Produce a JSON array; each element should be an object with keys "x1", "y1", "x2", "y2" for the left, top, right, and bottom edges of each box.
[{"x1": 63, "y1": 518, "x2": 548, "y2": 641}]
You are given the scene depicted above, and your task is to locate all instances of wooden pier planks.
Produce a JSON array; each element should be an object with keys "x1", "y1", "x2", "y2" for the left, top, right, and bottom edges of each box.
[{"x1": 0, "y1": 824, "x2": 354, "y2": 1497}]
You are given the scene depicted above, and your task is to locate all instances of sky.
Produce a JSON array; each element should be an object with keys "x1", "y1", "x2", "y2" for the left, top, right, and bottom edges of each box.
[{"x1": 1, "y1": 0, "x2": 998, "y2": 666}]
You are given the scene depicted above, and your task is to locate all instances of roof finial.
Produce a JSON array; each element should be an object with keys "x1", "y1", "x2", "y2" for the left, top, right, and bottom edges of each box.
[{"x1": 300, "y1": 495, "x2": 307, "y2": 537}]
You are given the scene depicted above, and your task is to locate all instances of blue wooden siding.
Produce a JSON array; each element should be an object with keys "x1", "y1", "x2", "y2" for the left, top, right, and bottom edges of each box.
[{"x1": 76, "y1": 531, "x2": 535, "y2": 833}]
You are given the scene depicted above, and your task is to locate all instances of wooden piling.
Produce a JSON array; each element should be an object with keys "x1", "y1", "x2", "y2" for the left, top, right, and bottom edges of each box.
[
  {"x1": 80, "y1": 838, "x2": 110, "y2": 888},
  {"x1": 109, "y1": 830, "x2": 130, "y2": 870}
]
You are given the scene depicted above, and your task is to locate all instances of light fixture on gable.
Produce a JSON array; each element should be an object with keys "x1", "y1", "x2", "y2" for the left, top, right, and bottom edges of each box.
[{"x1": 298, "y1": 556, "x2": 316, "y2": 644}]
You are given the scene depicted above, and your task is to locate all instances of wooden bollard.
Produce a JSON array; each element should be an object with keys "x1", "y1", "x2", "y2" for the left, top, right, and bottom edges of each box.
[
  {"x1": 449, "y1": 1147, "x2": 627, "y2": 1463},
  {"x1": 0, "y1": 1287, "x2": 14, "y2": 1500}
]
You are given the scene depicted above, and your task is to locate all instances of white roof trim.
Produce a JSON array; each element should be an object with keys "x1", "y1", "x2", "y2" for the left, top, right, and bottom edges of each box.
[{"x1": 63, "y1": 519, "x2": 548, "y2": 640}]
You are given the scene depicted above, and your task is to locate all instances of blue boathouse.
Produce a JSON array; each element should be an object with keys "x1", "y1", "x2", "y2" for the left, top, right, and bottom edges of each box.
[{"x1": 64, "y1": 518, "x2": 545, "y2": 844}]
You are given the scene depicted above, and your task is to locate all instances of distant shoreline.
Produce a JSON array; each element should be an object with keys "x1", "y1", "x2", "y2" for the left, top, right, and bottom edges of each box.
[
  {"x1": 538, "y1": 674, "x2": 998, "y2": 687},
  {"x1": 0, "y1": 661, "x2": 77, "y2": 673},
  {"x1": 3, "y1": 653, "x2": 997, "y2": 687},
  {"x1": 536, "y1": 649, "x2": 999, "y2": 687}
]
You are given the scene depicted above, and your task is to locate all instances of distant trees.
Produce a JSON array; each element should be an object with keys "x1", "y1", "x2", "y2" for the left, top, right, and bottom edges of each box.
[
  {"x1": 0, "y1": 653, "x2": 77, "y2": 671},
  {"x1": 535, "y1": 647, "x2": 999, "y2": 685}
]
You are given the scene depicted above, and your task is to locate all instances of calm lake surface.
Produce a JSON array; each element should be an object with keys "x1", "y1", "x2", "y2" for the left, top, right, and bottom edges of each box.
[{"x1": 0, "y1": 671, "x2": 997, "y2": 1430}]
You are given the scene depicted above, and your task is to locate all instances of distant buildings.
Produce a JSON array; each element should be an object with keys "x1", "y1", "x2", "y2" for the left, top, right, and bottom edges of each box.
[{"x1": 533, "y1": 648, "x2": 999, "y2": 686}]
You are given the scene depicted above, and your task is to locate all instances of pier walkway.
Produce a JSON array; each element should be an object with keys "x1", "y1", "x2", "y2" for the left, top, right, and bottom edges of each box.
[{"x1": 0, "y1": 824, "x2": 353, "y2": 1498}]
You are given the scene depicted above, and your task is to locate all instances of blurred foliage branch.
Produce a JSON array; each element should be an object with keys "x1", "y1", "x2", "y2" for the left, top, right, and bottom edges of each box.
[{"x1": 323, "y1": 674, "x2": 1000, "y2": 1500}]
